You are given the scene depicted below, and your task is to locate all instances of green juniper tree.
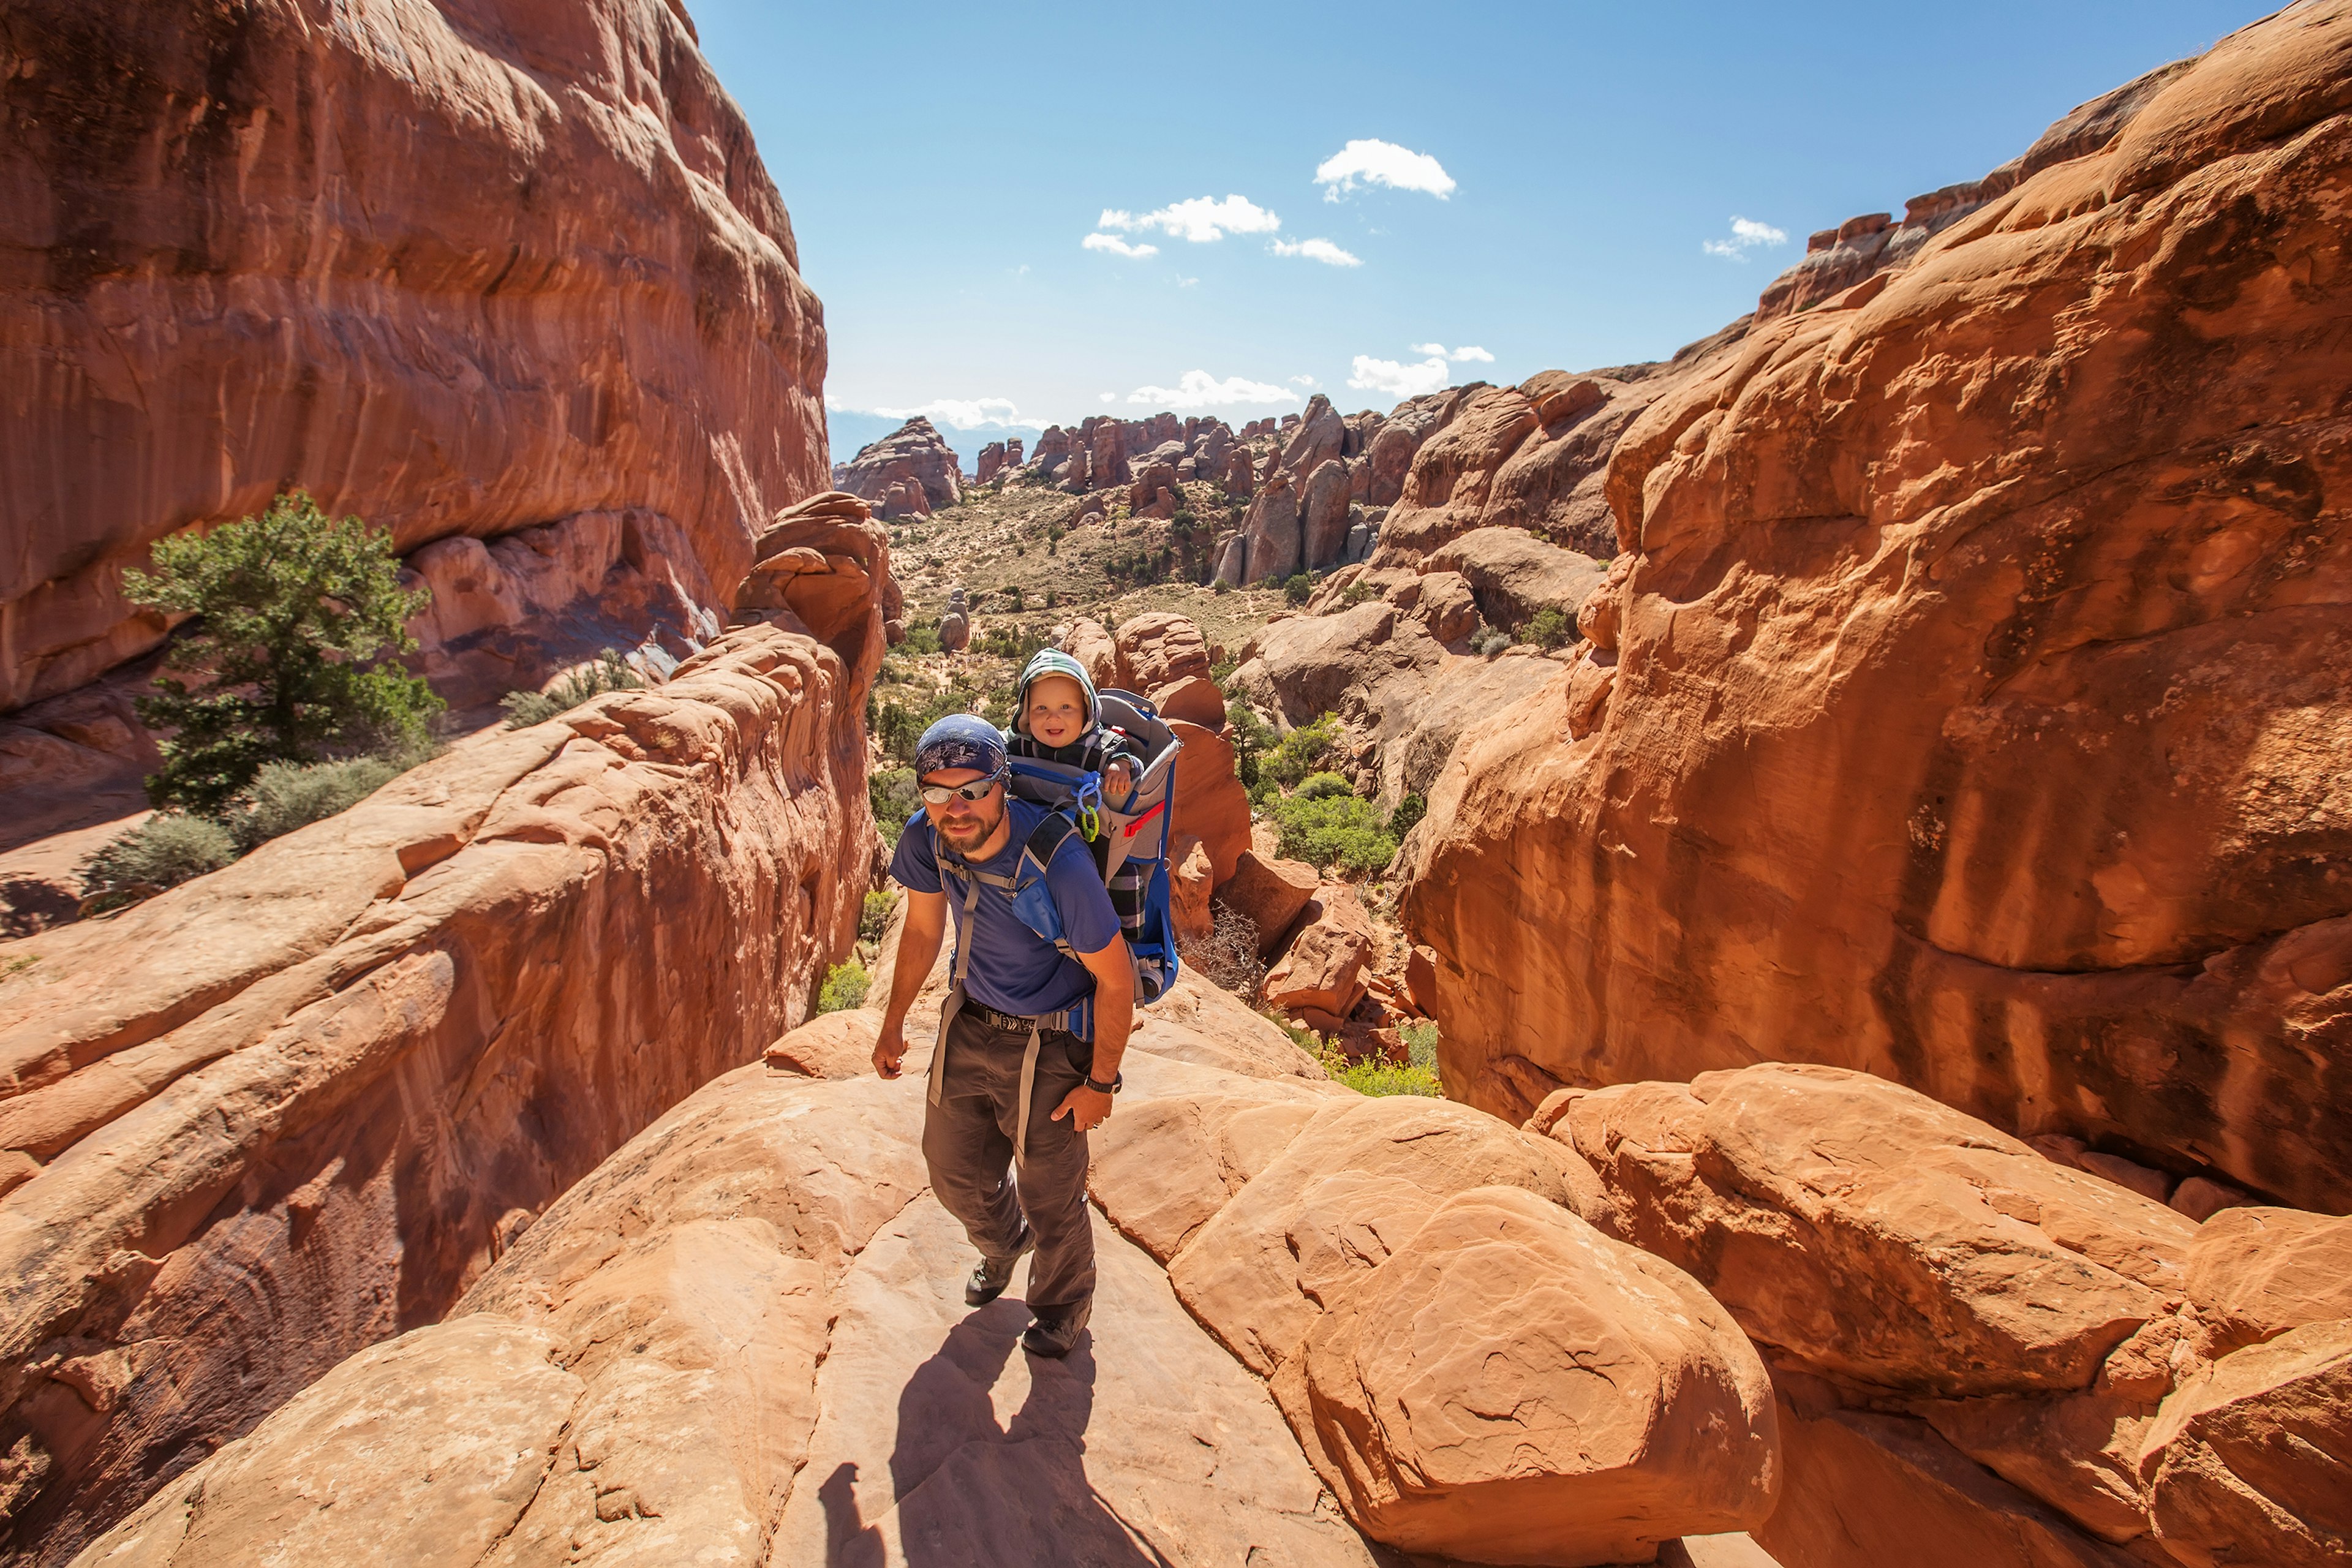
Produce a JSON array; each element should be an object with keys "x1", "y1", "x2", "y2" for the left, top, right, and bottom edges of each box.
[{"x1": 125, "y1": 492, "x2": 441, "y2": 813}]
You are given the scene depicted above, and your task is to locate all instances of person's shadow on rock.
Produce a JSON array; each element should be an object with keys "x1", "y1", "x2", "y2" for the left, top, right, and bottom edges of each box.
[{"x1": 820, "y1": 1302, "x2": 1171, "y2": 1567}]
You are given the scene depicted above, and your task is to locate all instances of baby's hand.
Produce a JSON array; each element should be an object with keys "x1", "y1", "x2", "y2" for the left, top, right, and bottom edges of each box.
[{"x1": 1103, "y1": 760, "x2": 1135, "y2": 804}]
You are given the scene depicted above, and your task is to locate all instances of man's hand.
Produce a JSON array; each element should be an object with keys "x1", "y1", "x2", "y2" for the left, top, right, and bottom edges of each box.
[
  {"x1": 872, "y1": 1019, "x2": 908, "y2": 1080},
  {"x1": 1051, "y1": 1083, "x2": 1114, "y2": 1133}
]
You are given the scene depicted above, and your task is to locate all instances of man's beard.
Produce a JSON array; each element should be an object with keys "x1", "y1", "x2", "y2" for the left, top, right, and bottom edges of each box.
[{"x1": 935, "y1": 796, "x2": 1004, "y2": 853}]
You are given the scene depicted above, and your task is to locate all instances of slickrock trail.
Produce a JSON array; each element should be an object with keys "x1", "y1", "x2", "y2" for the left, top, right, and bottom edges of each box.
[{"x1": 1392, "y1": 2, "x2": 2352, "y2": 1211}]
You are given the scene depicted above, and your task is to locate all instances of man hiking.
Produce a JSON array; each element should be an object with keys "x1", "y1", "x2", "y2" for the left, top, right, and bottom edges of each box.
[{"x1": 872, "y1": 713, "x2": 1132, "y2": 1359}]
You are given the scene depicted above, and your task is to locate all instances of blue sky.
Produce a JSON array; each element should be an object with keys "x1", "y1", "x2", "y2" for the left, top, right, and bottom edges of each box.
[{"x1": 688, "y1": 1, "x2": 2268, "y2": 465}]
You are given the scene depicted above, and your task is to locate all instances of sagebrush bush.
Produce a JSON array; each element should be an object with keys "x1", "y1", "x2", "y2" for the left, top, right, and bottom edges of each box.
[
  {"x1": 817, "y1": 960, "x2": 870, "y2": 1014},
  {"x1": 125, "y1": 492, "x2": 440, "y2": 813},
  {"x1": 78, "y1": 814, "x2": 238, "y2": 910},
  {"x1": 1282, "y1": 573, "x2": 1313, "y2": 606},
  {"x1": 860, "y1": 889, "x2": 899, "y2": 943},
  {"x1": 1268, "y1": 793, "x2": 1397, "y2": 873},
  {"x1": 500, "y1": 649, "x2": 643, "y2": 729},
  {"x1": 231, "y1": 756, "x2": 401, "y2": 850},
  {"x1": 1476, "y1": 630, "x2": 1511, "y2": 658},
  {"x1": 1401, "y1": 1019, "x2": 1441, "y2": 1076},
  {"x1": 1265, "y1": 715, "x2": 1341, "y2": 786},
  {"x1": 1520, "y1": 606, "x2": 1574, "y2": 650}
]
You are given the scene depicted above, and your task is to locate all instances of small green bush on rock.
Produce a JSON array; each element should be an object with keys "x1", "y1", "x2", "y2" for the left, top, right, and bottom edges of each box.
[
  {"x1": 1268, "y1": 792, "x2": 1397, "y2": 873},
  {"x1": 1266, "y1": 715, "x2": 1341, "y2": 787},
  {"x1": 1295, "y1": 771, "x2": 1355, "y2": 801},
  {"x1": 78, "y1": 814, "x2": 238, "y2": 912},
  {"x1": 1520, "y1": 606, "x2": 1574, "y2": 650},
  {"x1": 230, "y1": 756, "x2": 401, "y2": 851},
  {"x1": 817, "y1": 960, "x2": 870, "y2": 1014},
  {"x1": 861, "y1": 889, "x2": 899, "y2": 943},
  {"x1": 501, "y1": 649, "x2": 643, "y2": 729},
  {"x1": 869, "y1": 767, "x2": 920, "y2": 844},
  {"x1": 1387, "y1": 792, "x2": 1427, "y2": 840}
]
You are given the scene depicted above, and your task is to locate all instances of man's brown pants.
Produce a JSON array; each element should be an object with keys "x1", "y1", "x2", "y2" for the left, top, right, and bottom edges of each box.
[{"x1": 922, "y1": 1008, "x2": 1096, "y2": 1314}]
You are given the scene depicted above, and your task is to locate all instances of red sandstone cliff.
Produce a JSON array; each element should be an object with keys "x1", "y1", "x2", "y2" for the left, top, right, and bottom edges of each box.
[
  {"x1": 1401, "y1": 3, "x2": 2352, "y2": 1213},
  {"x1": 0, "y1": 0, "x2": 828, "y2": 713}
]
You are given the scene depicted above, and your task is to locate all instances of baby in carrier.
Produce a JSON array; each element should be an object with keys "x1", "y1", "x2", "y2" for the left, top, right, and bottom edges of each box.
[{"x1": 1001, "y1": 650, "x2": 1150, "y2": 946}]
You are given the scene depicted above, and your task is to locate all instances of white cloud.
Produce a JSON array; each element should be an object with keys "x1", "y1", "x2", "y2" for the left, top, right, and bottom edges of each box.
[
  {"x1": 1099, "y1": 195, "x2": 1281, "y2": 243},
  {"x1": 1315, "y1": 139, "x2": 1456, "y2": 202},
  {"x1": 1084, "y1": 232, "x2": 1158, "y2": 258},
  {"x1": 1410, "y1": 342, "x2": 1493, "y2": 363},
  {"x1": 1177, "y1": 275, "x2": 1199, "y2": 288},
  {"x1": 1348, "y1": 353, "x2": 1451, "y2": 399},
  {"x1": 864, "y1": 396, "x2": 1039, "y2": 431},
  {"x1": 1271, "y1": 237, "x2": 1362, "y2": 266},
  {"x1": 1290, "y1": 374, "x2": 1317, "y2": 385},
  {"x1": 1702, "y1": 215, "x2": 1789, "y2": 261},
  {"x1": 1099, "y1": 392, "x2": 1118, "y2": 403},
  {"x1": 1123, "y1": 371, "x2": 1299, "y2": 410}
]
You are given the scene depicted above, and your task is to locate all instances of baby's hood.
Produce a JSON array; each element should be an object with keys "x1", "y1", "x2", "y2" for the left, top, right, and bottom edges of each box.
[{"x1": 1014, "y1": 648, "x2": 1100, "y2": 736}]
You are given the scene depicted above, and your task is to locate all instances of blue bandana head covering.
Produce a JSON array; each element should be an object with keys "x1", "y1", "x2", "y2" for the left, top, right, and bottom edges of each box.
[{"x1": 913, "y1": 712, "x2": 1008, "y2": 780}]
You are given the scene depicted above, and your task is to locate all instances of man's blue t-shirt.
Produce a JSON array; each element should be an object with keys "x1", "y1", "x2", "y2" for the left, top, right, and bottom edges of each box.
[{"x1": 889, "y1": 798, "x2": 1120, "y2": 1018}]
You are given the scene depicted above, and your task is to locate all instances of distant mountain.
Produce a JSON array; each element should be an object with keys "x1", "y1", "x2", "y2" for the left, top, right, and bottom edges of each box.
[{"x1": 826, "y1": 410, "x2": 1039, "y2": 480}]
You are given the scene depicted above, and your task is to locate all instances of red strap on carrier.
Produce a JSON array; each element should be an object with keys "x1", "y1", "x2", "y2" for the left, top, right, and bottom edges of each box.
[{"x1": 1121, "y1": 801, "x2": 1167, "y2": 839}]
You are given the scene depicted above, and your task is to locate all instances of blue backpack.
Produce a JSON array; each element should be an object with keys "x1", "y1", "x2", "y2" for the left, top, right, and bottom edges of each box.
[{"x1": 930, "y1": 688, "x2": 1184, "y2": 1043}]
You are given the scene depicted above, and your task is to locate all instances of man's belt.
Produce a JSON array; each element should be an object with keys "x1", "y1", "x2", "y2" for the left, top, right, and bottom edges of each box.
[{"x1": 962, "y1": 997, "x2": 1049, "y2": 1035}]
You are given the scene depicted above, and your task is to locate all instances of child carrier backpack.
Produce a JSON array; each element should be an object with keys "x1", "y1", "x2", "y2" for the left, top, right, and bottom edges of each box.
[{"x1": 930, "y1": 688, "x2": 1184, "y2": 1042}]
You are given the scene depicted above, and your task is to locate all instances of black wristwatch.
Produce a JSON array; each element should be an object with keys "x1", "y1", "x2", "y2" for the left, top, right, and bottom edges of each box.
[{"x1": 1084, "y1": 1072, "x2": 1123, "y2": 1095}]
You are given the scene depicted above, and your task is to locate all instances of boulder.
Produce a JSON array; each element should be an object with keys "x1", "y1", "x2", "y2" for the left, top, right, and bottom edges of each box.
[
  {"x1": 1224, "y1": 445, "x2": 1256, "y2": 499},
  {"x1": 2138, "y1": 1321, "x2": 2352, "y2": 1568},
  {"x1": 1169, "y1": 834, "x2": 1215, "y2": 944},
  {"x1": 1404, "y1": 570, "x2": 1480, "y2": 644},
  {"x1": 764, "y1": 1011, "x2": 883, "y2": 1080},
  {"x1": 1283, "y1": 1185, "x2": 1779, "y2": 1566},
  {"x1": 1427, "y1": 526, "x2": 1608, "y2": 634},
  {"x1": 1151, "y1": 675, "x2": 1226, "y2": 728},
  {"x1": 1114, "y1": 612, "x2": 1213, "y2": 693},
  {"x1": 1088, "y1": 420, "x2": 1131, "y2": 489},
  {"x1": 0, "y1": 0, "x2": 827, "y2": 715},
  {"x1": 976, "y1": 440, "x2": 1006, "y2": 483},
  {"x1": 1060, "y1": 617, "x2": 1123, "y2": 692},
  {"x1": 1167, "y1": 720, "x2": 1250, "y2": 888},
  {"x1": 1263, "y1": 883, "x2": 1375, "y2": 1019},
  {"x1": 1559, "y1": 1064, "x2": 2195, "y2": 1396},
  {"x1": 1218, "y1": 851, "x2": 1320, "y2": 957},
  {"x1": 0, "y1": 622, "x2": 878, "y2": 1556},
  {"x1": 1240, "y1": 472, "x2": 1303, "y2": 586},
  {"x1": 2184, "y1": 1207, "x2": 2352, "y2": 1349},
  {"x1": 1401, "y1": 3, "x2": 2352, "y2": 1210},
  {"x1": 937, "y1": 586, "x2": 971, "y2": 653},
  {"x1": 1213, "y1": 532, "x2": 1248, "y2": 586},
  {"x1": 839, "y1": 417, "x2": 963, "y2": 514},
  {"x1": 1166, "y1": 1094, "x2": 1608, "y2": 1378},
  {"x1": 1300, "y1": 458, "x2": 1354, "y2": 570},
  {"x1": 1405, "y1": 945, "x2": 1439, "y2": 1016}
]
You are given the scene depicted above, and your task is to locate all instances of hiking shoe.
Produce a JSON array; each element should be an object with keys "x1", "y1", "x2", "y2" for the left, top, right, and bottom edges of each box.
[
  {"x1": 965, "y1": 1231, "x2": 1035, "y2": 1307},
  {"x1": 1020, "y1": 1304, "x2": 1090, "y2": 1359}
]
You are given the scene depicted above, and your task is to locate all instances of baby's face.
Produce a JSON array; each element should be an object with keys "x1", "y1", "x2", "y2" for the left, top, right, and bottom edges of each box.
[{"x1": 1025, "y1": 676, "x2": 1088, "y2": 747}]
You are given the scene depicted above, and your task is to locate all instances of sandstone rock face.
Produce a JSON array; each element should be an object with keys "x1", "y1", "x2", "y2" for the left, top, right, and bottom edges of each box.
[
  {"x1": 1551, "y1": 1060, "x2": 2352, "y2": 1567},
  {"x1": 1404, "y1": 6, "x2": 2352, "y2": 1210},
  {"x1": 1169, "y1": 720, "x2": 1251, "y2": 889},
  {"x1": 837, "y1": 417, "x2": 962, "y2": 518},
  {"x1": 1061, "y1": 617, "x2": 1123, "y2": 692},
  {"x1": 1282, "y1": 394, "x2": 1347, "y2": 481},
  {"x1": 0, "y1": 0, "x2": 827, "y2": 714},
  {"x1": 1285, "y1": 1184, "x2": 1779, "y2": 1566},
  {"x1": 1240, "y1": 472, "x2": 1302, "y2": 586},
  {"x1": 1301, "y1": 459, "x2": 1354, "y2": 570},
  {"x1": 0, "y1": 616, "x2": 880, "y2": 1559},
  {"x1": 1426, "y1": 527, "x2": 1608, "y2": 635}
]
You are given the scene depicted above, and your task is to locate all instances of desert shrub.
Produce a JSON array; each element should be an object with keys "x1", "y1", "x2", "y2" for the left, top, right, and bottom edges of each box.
[
  {"x1": 124, "y1": 492, "x2": 441, "y2": 813},
  {"x1": 1387, "y1": 792, "x2": 1427, "y2": 840},
  {"x1": 816, "y1": 960, "x2": 869, "y2": 1014},
  {"x1": 1281, "y1": 573, "x2": 1313, "y2": 606},
  {"x1": 1328, "y1": 1056, "x2": 1441, "y2": 1097},
  {"x1": 869, "y1": 767, "x2": 920, "y2": 843},
  {"x1": 1265, "y1": 714, "x2": 1341, "y2": 787},
  {"x1": 1520, "y1": 606, "x2": 1574, "y2": 650},
  {"x1": 1332, "y1": 580, "x2": 1381, "y2": 612},
  {"x1": 1004, "y1": 584, "x2": 1026, "y2": 611},
  {"x1": 860, "y1": 888, "x2": 899, "y2": 943},
  {"x1": 902, "y1": 624, "x2": 943, "y2": 655},
  {"x1": 1295, "y1": 771, "x2": 1355, "y2": 801},
  {"x1": 1268, "y1": 792, "x2": 1397, "y2": 873},
  {"x1": 1401, "y1": 1019, "x2": 1441, "y2": 1077},
  {"x1": 1476, "y1": 629, "x2": 1512, "y2": 658},
  {"x1": 877, "y1": 682, "x2": 978, "y2": 766},
  {"x1": 78, "y1": 814, "x2": 238, "y2": 911},
  {"x1": 1213, "y1": 578, "x2": 1233, "y2": 595},
  {"x1": 1182, "y1": 904, "x2": 1264, "y2": 997},
  {"x1": 978, "y1": 620, "x2": 1050, "y2": 665},
  {"x1": 500, "y1": 649, "x2": 643, "y2": 729},
  {"x1": 230, "y1": 755, "x2": 402, "y2": 850}
]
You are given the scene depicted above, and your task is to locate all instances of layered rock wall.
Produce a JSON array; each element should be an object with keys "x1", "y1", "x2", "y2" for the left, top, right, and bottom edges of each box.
[
  {"x1": 0, "y1": 608, "x2": 881, "y2": 1560},
  {"x1": 0, "y1": 0, "x2": 827, "y2": 712},
  {"x1": 1403, "y1": 4, "x2": 2352, "y2": 1211}
]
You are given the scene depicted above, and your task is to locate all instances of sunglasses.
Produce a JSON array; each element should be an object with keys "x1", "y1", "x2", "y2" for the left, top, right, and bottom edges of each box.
[{"x1": 919, "y1": 770, "x2": 1005, "y2": 806}]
